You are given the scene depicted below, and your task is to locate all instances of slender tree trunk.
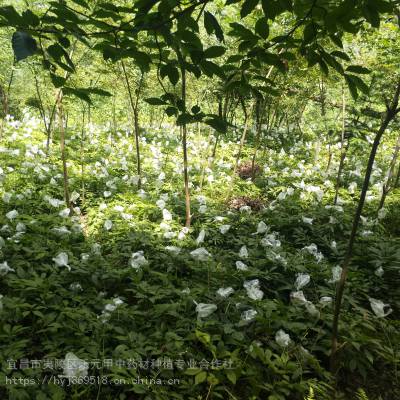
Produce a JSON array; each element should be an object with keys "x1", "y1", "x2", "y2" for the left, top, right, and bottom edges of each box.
[
  {"x1": 234, "y1": 102, "x2": 253, "y2": 173},
  {"x1": 121, "y1": 60, "x2": 144, "y2": 189},
  {"x1": 0, "y1": 66, "x2": 14, "y2": 138},
  {"x1": 394, "y1": 162, "x2": 400, "y2": 188},
  {"x1": 330, "y1": 81, "x2": 400, "y2": 373},
  {"x1": 57, "y1": 92, "x2": 72, "y2": 211},
  {"x1": 81, "y1": 106, "x2": 86, "y2": 206},
  {"x1": 378, "y1": 134, "x2": 400, "y2": 210},
  {"x1": 334, "y1": 85, "x2": 346, "y2": 205},
  {"x1": 177, "y1": 49, "x2": 191, "y2": 228},
  {"x1": 251, "y1": 101, "x2": 266, "y2": 180}
]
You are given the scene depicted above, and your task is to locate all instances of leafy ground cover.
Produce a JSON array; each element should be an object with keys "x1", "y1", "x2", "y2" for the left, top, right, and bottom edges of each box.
[{"x1": 0, "y1": 115, "x2": 398, "y2": 400}]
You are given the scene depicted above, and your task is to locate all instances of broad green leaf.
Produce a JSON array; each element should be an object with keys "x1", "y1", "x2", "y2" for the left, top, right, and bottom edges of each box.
[
  {"x1": 145, "y1": 97, "x2": 167, "y2": 105},
  {"x1": 194, "y1": 371, "x2": 207, "y2": 385},
  {"x1": 241, "y1": 0, "x2": 259, "y2": 18},
  {"x1": 12, "y1": 31, "x2": 37, "y2": 62},
  {"x1": 204, "y1": 11, "x2": 224, "y2": 42},
  {"x1": 346, "y1": 65, "x2": 371, "y2": 74},
  {"x1": 255, "y1": 17, "x2": 269, "y2": 39},
  {"x1": 204, "y1": 46, "x2": 225, "y2": 59}
]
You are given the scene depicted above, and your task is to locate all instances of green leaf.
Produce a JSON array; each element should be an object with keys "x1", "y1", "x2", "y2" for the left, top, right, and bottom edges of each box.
[
  {"x1": 255, "y1": 17, "x2": 269, "y2": 39},
  {"x1": 192, "y1": 105, "x2": 201, "y2": 114},
  {"x1": 12, "y1": 31, "x2": 37, "y2": 62},
  {"x1": 22, "y1": 10, "x2": 40, "y2": 27},
  {"x1": 145, "y1": 97, "x2": 167, "y2": 105},
  {"x1": 347, "y1": 74, "x2": 369, "y2": 95},
  {"x1": 331, "y1": 50, "x2": 350, "y2": 61},
  {"x1": 346, "y1": 65, "x2": 371, "y2": 74},
  {"x1": 165, "y1": 106, "x2": 178, "y2": 117},
  {"x1": 50, "y1": 74, "x2": 66, "y2": 88},
  {"x1": 87, "y1": 88, "x2": 112, "y2": 97},
  {"x1": 204, "y1": 11, "x2": 224, "y2": 42},
  {"x1": 161, "y1": 63, "x2": 180, "y2": 85},
  {"x1": 344, "y1": 74, "x2": 358, "y2": 100},
  {"x1": 204, "y1": 46, "x2": 225, "y2": 59},
  {"x1": 205, "y1": 115, "x2": 227, "y2": 133},
  {"x1": 63, "y1": 87, "x2": 92, "y2": 104},
  {"x1": 227, "y1": 370, "x2": 237, "y2": 384},
  {"x1": 241, "y1": 0, "x2": 259, "y2": 18},
  {"x1": 0, "y1": 6, "x2": 23, "y2": 26},
  {"x1": 177, "y1": 113, "x2": 194, "y2": 125},
  {"x1": 194, "y1": 371, "x2": 207, "y2": 385}
]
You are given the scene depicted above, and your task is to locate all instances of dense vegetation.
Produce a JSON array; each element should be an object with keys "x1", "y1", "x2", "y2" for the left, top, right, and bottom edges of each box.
[{"x1": 0, "y1": 1, "x2": 399, "y2": 399}]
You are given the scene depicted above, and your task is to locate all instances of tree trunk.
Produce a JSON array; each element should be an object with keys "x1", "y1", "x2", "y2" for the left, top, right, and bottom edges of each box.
[
  {"x1": 378, "y1": 134, "x2": 400, "y2": 211},
  {"x1": 234, "y1": 102, "x2": 253, "y2": 173},
  {"x1": 121, "y1": 60, "x2": 144, "y2": 189},
  {"x1": 57, "y1": 92, "x2": 72, "y2": 211},
  {"x1": 334, "y1": 85, "x2": 346, "y2": 205},
  {"x1": 330, "y1": 81, "x2": 400, "y2": 373},
  {"x1": 177, "y1": 48, "x2": 191, "y2": 228}
]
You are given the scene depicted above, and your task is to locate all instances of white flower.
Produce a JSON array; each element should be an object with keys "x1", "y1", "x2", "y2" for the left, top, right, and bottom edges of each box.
[
  {"x1": 63, "y1": 353, "x2": 88, "y2": 378},
  {"x1": 275, "y1": 329, "x2": 290, "y2": 347},
  {"x1": 0, "y1": 261, "x2": 15, "y2": 275},
  {"x1": 91, "y1": 243, "x2": 102, "y2": 255},
  {"x1": 6, "y1": 210, "x2": 18, "y2": 220},
  {"x1": 302, "y1": 243, "x2": 324, "y2": 262},
  {"x1": 104, "y1": 220, "x2": 113, "y2": 231},
  {"x1": 196, "y1": 303, "x2": 217, "y2": 318},
  {"x1": 236, "y1": 260, "x2": 248, "y2": 271},
  {"x1": 52, "y1": 226, "x2": 71, "y2": 236},
  {"x1": 369, "y1": 298, "x2": 392, "y2": 318},
  {"x1": 104, "y1": 191, "x2": 112, "y2": 198},
  {"x1": 156, "y1": 199, "x2": 166, "y2": 209},
  {"x1": 164, "y1": 231, "x2": 176, "y2": 239},
  {"x1": 162, "y1": 209, "x2": 172, "y2": 221},
  {"x1": 48, "y1": 198, "x2": 64, "y2": 207},
  {"x1": 198, "y1": 205, "x2": 207, "y2": 214},
  {"x1": 190, "y1": 247, "x2": 211, "y2": 262},
  {"x1": 2, "y1": 193, "x2": 12, "y2": 203},
  {"x1": 260, "y1": 233, "x2": 281, "y2": 248},
  {"x1": 217, "y1": 287, "x2": 234, "y2": 298},
  {"x1": 219, "y1": 225, "x2": 231, "y2": 234},
  {"x1": 70, "y1": 191, "x2": 80, "y2": 203},
  {"x1": 114, "y1": 205, "x2": 124, "y2": 212},
  {"x1": 305, "y1": 301, "x2": 320, "y2": 318},
  {"x1": 375, "y1": 266, "x2": 384, "y2": 277},
  {"x1": 290, "y1": 291, "x2": 307, "y2": 304},
  {"x1": 53, "y1": 252, "x2": 70, "y2": 271},
  {"x1": 255, "y1": 221, "x2": 268, "y2": 234},
  {"x1": 69, "y1": 283, "x2": 83, "y2": 292},
  {"x1": 377, "y1": 208, "x2": 387, "y2": 219},
  {"x1": 59, "y1": 208, "x2": 70, "y2": 218},
  {"x1": 241, "y1": 309, "x2": 257, "y2": 321},
  {"x1": 239, "y1": 245, "x2": 248, "y2": 259},
  {"x1": 302, "y1": 217, "x2": 313, "y2": 225},
  {"x1": 178, "y1": 227, "x2": 189, "y2": 240},
  {"x1": 16, "y1": 223, "x2": 26, "y2": 232},
  {"x1": 196, "y1": 229, "x2": 206, "y2": 245},
  {"x1": 197, "y1": 195, "x2": 207, "y2": 205},
  {"x1": 328, "y1": 265, "x2": 342, "y2": 283},
  {"x1": 165, "y1": 246, "x2": 181, "y2": 255},
  {"x1": 243, "y1": 279, "x2": 263, "y2": 300},
  {"x1": 320, "y1": 296, "x2": 332, "y2": 306},
  {"x1": 129, "y1": 251, "x2": 148, "y2": 270},
  {"x1": 294, "y1": 273, "x2": 310, "y2": 290}
]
